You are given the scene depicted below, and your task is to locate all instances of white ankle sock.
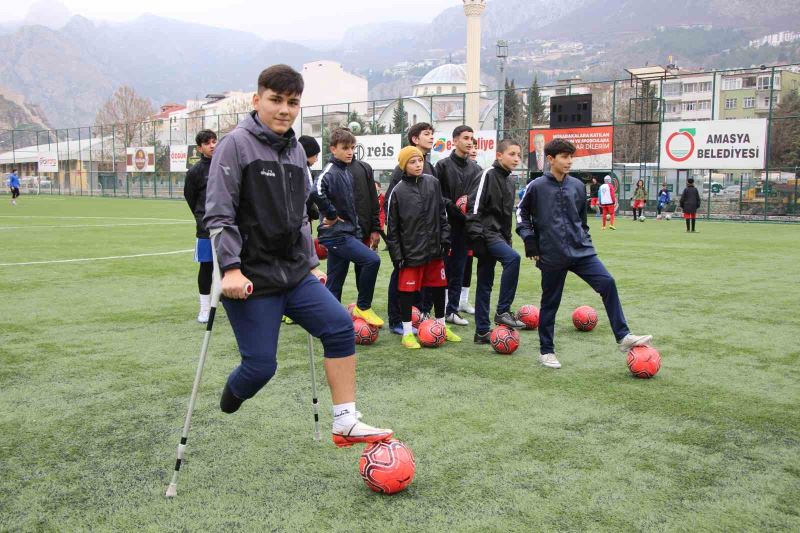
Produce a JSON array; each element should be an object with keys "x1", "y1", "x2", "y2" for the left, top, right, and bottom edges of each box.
[
  {"x1": 332, "y1": 402, "x2": 357, "y2": 427},
  {"x1": 436, "y1": 317, "x2": 445, "y2": 326},
  {"x1": 199, "y1": 293, "x2": 211, "y2": 311},
  {"x1": 402, "y1": 321, "x2": 413, "y2": 335},
  {"x1": 460, "y1": 287, "x2": 470, "y2": 303}
]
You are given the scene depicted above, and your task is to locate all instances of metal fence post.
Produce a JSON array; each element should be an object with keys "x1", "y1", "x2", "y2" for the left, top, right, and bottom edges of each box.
[{"x1": 763, "y1": 66, "x2": 777, "y2": 221}]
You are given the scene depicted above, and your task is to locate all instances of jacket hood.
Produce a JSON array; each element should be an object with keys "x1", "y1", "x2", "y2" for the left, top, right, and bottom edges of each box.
[{"x1": 241, "y1": 111, "x2": 297, "y2": 153}]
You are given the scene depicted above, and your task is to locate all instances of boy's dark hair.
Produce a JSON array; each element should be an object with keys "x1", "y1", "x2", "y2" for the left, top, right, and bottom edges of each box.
[
  {"x1": 330, "y1": 127, "x2": 357, "y2": 148},
  {"x1": 687, "y1": 177, "x2": 695, "y2": 184},
  {"x1": 408, "y1": 122, "x2": 434, "y2": 146},
  {"x1": 257, "y1": 64, "x2": 304, "y2": 96},
  {"x1": 452, "y1": 125, "x2": 474, "y2": 139},
  {"x1": 497, "y1": 138, "x2": 521, "y2": 153},
  {"x1": 195, "y1": 129, "x2": 217, "y2": 146},
  {"x1": 544, "y1": 139, "x2": 576, "y2": 158},
  {"x1": 11, "y1": 168, "x2": 17, "y2": 172}
]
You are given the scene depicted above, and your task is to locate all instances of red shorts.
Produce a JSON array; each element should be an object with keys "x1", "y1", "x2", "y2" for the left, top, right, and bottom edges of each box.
[
  {"x1": 398, "y1": 259, "x2": 447, "y2": 292},
  {"x1": 632, "y1": 200, "x2": 645, "y2": 209},
  {"x1": 590, "y1": 198, "x2": 599, "y2": 207},
  {"x1": 683, "y1": 212, "x2": 697, "y2": 220}
]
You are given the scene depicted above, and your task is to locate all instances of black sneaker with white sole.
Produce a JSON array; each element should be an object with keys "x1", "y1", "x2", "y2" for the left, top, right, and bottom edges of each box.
[
  {"x1": 474, "y1": 331, "x2": 491, "y2": 344},
  {"x1": 494, "y1": 311, "x2": 525, "y2": 329}
]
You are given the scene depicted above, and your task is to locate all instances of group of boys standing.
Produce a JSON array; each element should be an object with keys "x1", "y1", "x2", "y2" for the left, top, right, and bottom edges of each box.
[{"x1": 182, "y1": 64, "x2": 653, "y2": 447}]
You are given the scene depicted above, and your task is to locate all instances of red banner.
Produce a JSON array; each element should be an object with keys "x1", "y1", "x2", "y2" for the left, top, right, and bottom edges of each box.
[{"x1": 529, "y1": 126, "x2": 614, "y2": 171}]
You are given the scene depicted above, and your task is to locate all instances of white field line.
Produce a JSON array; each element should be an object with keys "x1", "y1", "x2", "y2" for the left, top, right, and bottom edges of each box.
[
  {"x1": 0, "y1": 249, "x2": 193, "y2": 267},
  {"x1": 0, "y1": 221, "x2": 190, "y2": 230},
  {"x1": 0, "y1": 215, "x2": 190, "y2": 222}
]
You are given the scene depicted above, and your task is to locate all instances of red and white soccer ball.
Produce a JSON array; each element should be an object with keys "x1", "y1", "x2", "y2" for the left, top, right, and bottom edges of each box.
[
  {"x1": 353, "y1": 318, "x2": 378, "y2": 345},
  {"x1": 411, "y1": 306, "x2": 423, "y2": 329},
  {"x1": 359, "y1": 438, "x2": 416, "y2": 495},
  {"x1": 626, "y1": 345, "x2": 662, "y2": 378},
  {"x1": 490, "y1": 325, "x2": 520, "y2": 355},
  {"x1": 516, "y1": 305, "x2": 540, "y2": 329},
  {"x1": 418, "y1": 319, "x2": 446, "y2": 348},
  {"x1": 572, "y1": 305, "x2": 598, "y2": 331},
  {"x1": 456, "y1": 195, "x2": 468, "y2": 214}
]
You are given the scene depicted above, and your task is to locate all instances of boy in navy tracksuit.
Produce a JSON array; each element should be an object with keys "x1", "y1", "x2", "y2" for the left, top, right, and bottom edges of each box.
[
  {"x1": 183, "y1": 129, "x2": 217, "y2": 323},
  {"x1": 466, "y1": 139, "x2": 526, "y2": 343},
  {"x1": 516, "y1": 139, "x2": 653, "y2": 369},
  {"x1": 204, "y1": 65, "x2": 391, "y2": 446},
  {"x1": 311, "y1": 128, "x2": 384, "y2": 328}
]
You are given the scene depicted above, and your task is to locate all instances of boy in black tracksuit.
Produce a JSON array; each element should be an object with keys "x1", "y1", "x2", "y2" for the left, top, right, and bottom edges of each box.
[
  {"x1": 679, "y1": 177, "x2": 701, "y2": 232},
  {"x1": 466, "y1": 139, "x2": 526, "y2": 343},
  {"x1": 311, "y1": 128, "x2": 384, "y2": 328},
  {"x1": 516, "y1": 139, "x2": 653, "y2": 369},
  {"x1": 183, "y1": 129, "x2": 217, "y2": 323},
  {"x1": 204, "y1": 64, "x2": 391, "y2": 445},
  {"x1": 435, "y1": 125, "x2": 482, "y2": 327},
  {"x1": 386, "y1": 123, "x2": 438, "y2": 334},
  {"x1": 386, "y1": 146, "x2": 460, "y2": 349}
]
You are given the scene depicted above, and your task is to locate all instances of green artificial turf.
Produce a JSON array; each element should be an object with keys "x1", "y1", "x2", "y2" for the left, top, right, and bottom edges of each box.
[{"x1": 0, "y1": 197, "x2": 798, "y2": 531}]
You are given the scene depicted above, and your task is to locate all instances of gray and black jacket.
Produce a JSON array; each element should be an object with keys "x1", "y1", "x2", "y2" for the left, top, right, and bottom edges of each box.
[
  {"x1": 204, "y1": 111, "x2": 318, "y2": 297},
  {"x1": 385, "y1": 173, "x2": 450, "y2": 267}
]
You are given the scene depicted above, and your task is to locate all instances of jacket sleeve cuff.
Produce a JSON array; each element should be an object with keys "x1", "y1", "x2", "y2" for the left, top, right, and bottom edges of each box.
[{"x1": 221, "y1": 262, "x2": 241, "y2": 273}]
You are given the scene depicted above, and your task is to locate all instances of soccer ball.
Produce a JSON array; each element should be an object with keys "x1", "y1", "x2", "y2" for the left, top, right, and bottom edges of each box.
[
  {"x1": 665, "y1": 214, "x2": 672, "y2": 221},
  {"x1": 418, "y1": 319, "x2": 446, "y2": 347},
  {"x1": 572, "y1": 305, "x2": 598, "y2": 331},
  {"x1": 456, "y1": 195, "x2": 468, "y2": 214},
  {"x1": 626, "y1": 345, "x2": 661, "y2": 378},
  {"x1": 411, "y1": 306, "x2": 423, "y2": 329},
  {"x1": 359, "y1": 438, "x2": 416, "y2": 494},
  {"x1": 605, "y1": 214, "x2": 611, "y2": 221},
  {"x1": 314, "y1": 238, "x2": 328, "y2": 260},
  {"x1": 353, "y1": 318, "x2": 378, "y2": 345},
  {"x1": 639, "y1": 216, "x2": 646, "y2": 222},
  {"x1": 515, "y1": 305, "x2": 540, "y2": 329},
  {"x1": 490, "y1": 325, "x2": 520, "y2": 355}
]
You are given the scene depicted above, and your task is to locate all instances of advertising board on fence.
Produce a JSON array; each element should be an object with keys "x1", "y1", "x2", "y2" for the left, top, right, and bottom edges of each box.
[
  {"x1": 430, "y1": 130, "x2": 497, "y2": 169},
  {"x1": 169, "y1": 145, "x2": 202, "y2": 172},
  {"x1": 659, "y1": 119, "x2": 767, "y2": 170},
  {"x1": 529, "y1": 126, "x2": 614, "y2": 171},
  {"x1": 37, "y1": 153, "x2": 58, "y2": 173},
  {"x1": 126, "y1": 147, "x2": 155, "y2": 172},
  {"x1": 353, "y1": 134, "x2": 401, "y2": 170}
]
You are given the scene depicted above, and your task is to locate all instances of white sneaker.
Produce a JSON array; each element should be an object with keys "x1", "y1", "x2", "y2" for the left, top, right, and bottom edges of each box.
[
  {"x1": 446, "y1": 312, "x2": 469, "y2": 326},
  {"x1": 538, "y1": 353, "x2": 562, "y2": 369},
  {"x1": 332, "y1": 420, "x2": 393, "y2": 448},
  {"x1": 458, "y1": 301, "x2": 476, "y2": 314},
  {"x1": 197, "y1": 309, "x2": 210, "y2": 323},
  {"x1": 618, "y1": 333, "x2": 653, "y2": 353}
]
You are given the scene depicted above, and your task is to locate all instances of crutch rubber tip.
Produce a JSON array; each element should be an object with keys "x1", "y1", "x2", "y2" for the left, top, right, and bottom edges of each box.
[
  {"x1": 244, "y1": 282, "x2": 253, "y2": 295},
  {"x1": 165, "y1": 484, "x2": 177, "y2": 498}
]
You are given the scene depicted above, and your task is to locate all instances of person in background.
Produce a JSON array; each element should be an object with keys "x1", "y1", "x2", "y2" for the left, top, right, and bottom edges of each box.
[
  {"x1": 679, "y1": 178, "x2": 701, "y2": 233},
  {"x1": 656, "y1": 184, "x2": 671, "y2": 217}
]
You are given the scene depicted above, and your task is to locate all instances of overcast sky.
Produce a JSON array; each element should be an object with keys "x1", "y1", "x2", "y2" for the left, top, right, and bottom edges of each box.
[{"x1": 3, "y1": 0, "x2": 463, "y2": 41}]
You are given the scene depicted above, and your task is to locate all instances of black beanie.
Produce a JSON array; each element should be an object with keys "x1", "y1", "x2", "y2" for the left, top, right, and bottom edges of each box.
[{"x1": 298, "y1": 136, "x2": 321, "y2": 158}]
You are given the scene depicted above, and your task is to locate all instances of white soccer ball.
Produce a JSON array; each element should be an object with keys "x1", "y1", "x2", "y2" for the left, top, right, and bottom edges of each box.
[
  {"x1": 639, "y1": 216, "x2": 646, "y2": 222},
  {"x1": 606, "y1": 214, "x2": 611, "y2": 221},
  {"x1": 665, "y1": 214, "x2": 672, "y2": 221}
]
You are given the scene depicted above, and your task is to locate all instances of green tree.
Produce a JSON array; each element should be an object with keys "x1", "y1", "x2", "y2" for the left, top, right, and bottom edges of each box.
[
  {"x1": 769, "y1": 89, "x2": 800, "y2": 168},
  {"x1": 529, "y1": 77, "x2": 546, "y2": 126},
  {"x1": 392, "y1": 98, "x2": 409, "y2": 146},
  {"x1": 503, "y1": 79, "x2": 527, "y2": 135}
]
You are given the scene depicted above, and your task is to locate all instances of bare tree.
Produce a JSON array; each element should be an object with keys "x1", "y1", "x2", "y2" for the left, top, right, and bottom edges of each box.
[{"x1": 94, "y1": 86, "x2": 155, "y2": 147}]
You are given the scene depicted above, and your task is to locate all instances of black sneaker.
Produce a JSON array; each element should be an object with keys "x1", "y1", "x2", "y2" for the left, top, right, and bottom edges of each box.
[
  {"x1": 474, "y1": 331, "x2": 491, "y2": 344},
  {"x1": 220, "y1": 383, "x2": 244, "y2": 414},
  {"x1": 494, "y1": 311, "x2": 525, "y2": 329}
]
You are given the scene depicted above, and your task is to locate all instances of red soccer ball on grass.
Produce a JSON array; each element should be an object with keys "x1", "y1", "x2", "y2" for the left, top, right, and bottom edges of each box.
[
  {"x1": 456, "y1": 195, "x2": 468, "y2": 214},
  {"x1": 411, "y1": 306, "x2": 423, "y2": 329},
  {"x1": 490, "y1": 325, "x2": 520, "y2": 355},
  {"x1": 516, "y1": 305, "x2": 540, "y2": 329},
  {"x1": 359, "y1": 438, "x2": 416, "y2": 495},
  {"x1": 572, "y1": 305, "x2": 598, "y2": 331},
  {"x1": 353, "y1": 318, "x2": 378, "y2": 345},
  {"x1": 626, "y1": 345, "x2": 662, "y2": 378},
  {"x1": 418, "y1": 319, "x2": 446, "y2": 348}
]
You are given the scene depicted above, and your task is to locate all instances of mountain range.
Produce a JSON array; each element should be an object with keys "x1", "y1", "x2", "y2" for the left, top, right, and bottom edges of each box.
[{"x1": 1, "y1": 0, "x2": 800, "y2": 128}]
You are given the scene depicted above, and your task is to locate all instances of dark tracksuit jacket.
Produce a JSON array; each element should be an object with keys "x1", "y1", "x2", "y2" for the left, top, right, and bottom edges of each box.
[
  {"x1": 435, "y1": 151, "x2": 482, "y2": 232},
  {"x1": 305, "y1": 165, "x2": 319, "y2": 221},
  {"x1": 183, "y1": 155, "x2": 212, "y2": 238},
  {"x1": 348, "y1": 160, "x2": 381, "y2": 239},
  {"x1": 516, "y1": 173, "x2": 596, "y2": 271},
  {"x1": 385, "y1": 173, "x2": 450, "y2": 268},
  {"x1": 466, "y1": 161, "x2": 516, "y2": 247},
  {"x1": 311, "y1": 158, "x2": 362, "y2": 241},
  {"x1": 203, "y1": 111, "x2": 318, "y2": 298},
  {"x1": 679, "y1": 185, "x2": 701, "y2": 214}
]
